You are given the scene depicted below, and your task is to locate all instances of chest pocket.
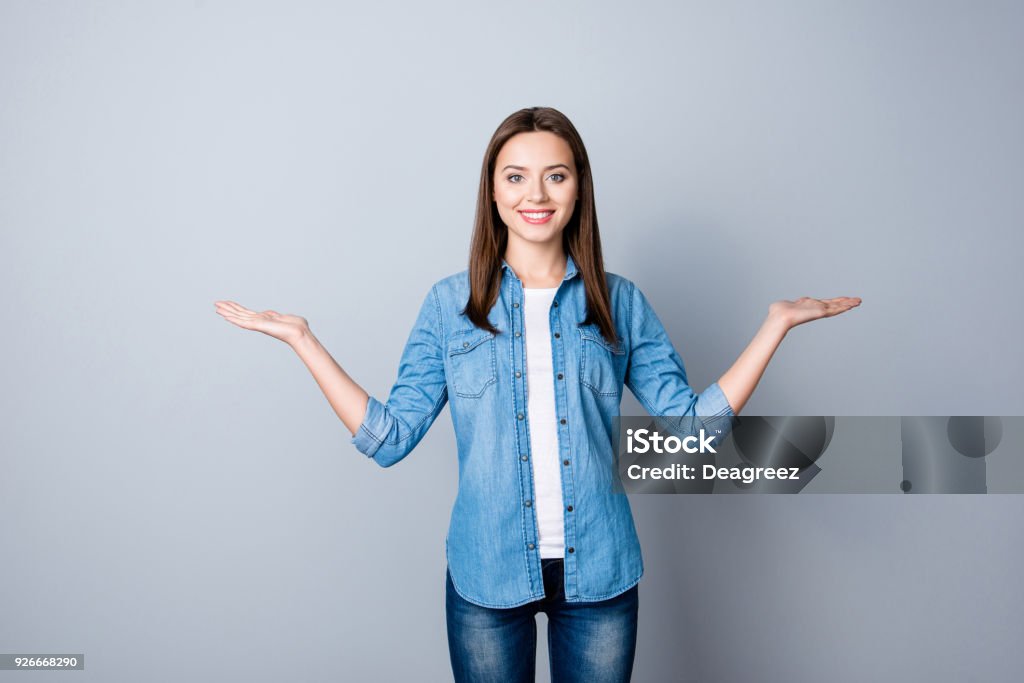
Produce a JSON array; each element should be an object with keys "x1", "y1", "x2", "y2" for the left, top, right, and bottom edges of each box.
[
  {"x1": 448, "y1": 329, "x2": 497, "y2": 398},
  {"x1": 579, "y1": 325, "x2": 626, "y2": 397}
]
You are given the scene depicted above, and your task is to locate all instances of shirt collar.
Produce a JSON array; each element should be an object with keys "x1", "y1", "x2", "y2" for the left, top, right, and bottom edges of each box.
[{"x1": 500, "y1": 252, "x2": 578, "y2": 282}]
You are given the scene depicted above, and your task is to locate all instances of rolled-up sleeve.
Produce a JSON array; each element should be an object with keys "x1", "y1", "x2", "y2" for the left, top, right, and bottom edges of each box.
[
  {"x1": 350, "y1": 284, "x2": 449, "y2": 467},
  {"x1": 625, "y1": 280, "x2": 734, "y2": 436}
]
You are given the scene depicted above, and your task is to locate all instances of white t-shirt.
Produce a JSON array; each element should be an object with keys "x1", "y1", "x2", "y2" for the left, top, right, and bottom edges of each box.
[{"x1": 523, "y1": 287, "x2": 566, "y2": 559}]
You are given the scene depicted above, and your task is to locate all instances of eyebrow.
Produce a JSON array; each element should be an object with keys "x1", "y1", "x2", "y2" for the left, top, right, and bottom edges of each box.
[{"x1": 500, "y1": 164, "x2": 571, "y2": 172}]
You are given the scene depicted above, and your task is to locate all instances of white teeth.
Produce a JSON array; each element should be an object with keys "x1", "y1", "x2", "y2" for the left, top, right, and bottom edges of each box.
[{"x1": 521, "y1": 211, "x2": 553, "y2": 219}]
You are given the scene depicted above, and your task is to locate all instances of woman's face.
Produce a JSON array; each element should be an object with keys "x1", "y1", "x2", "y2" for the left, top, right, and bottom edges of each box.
[{"x1": 492, "y1": 131, "x2": 579, "y2": 249}]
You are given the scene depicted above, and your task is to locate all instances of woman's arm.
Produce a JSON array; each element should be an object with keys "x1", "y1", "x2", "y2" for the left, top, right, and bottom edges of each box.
[
  {"x1": 215, "y1": 285, "x2": 449, "y2": 467},
  {"x1": 213, "y1": 301, "x2": 369, "y2": 435},
  {"x1": 290, "y1": 331, "x2": 370, "y2": 437},
  {"x1": 717, "y1": 296, "x2": 861, "y2": 414}
]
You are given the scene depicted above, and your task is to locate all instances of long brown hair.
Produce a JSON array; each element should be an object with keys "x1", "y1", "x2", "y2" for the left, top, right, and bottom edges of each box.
[{"x1": 462, "y1": 106, "x2": 617, "y2": 346}]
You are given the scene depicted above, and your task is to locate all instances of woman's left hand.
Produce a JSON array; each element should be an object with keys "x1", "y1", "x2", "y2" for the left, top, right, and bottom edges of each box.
[{"x1": 768, "y1": 296, "x2": 862, "y2": 331}]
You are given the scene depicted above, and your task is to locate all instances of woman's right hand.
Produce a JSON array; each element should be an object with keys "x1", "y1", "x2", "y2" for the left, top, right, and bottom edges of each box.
[{"x1": 214, "y1": 300, "x2": 310, "y2": 346}]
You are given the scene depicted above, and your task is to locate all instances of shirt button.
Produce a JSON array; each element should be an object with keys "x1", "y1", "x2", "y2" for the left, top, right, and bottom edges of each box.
[
  {"x1": 462, "y1": 341, "x2": 469, "y2": 348},
  {"x1": 515, "y1": 371, "x2": 522, "y2": 378},
  {"x1": 525, "y1": 500, "x2": 532, "y2": 507},
  {"x1": 528, "y1": 543, "x2": 535, "y2": 550},
  {"x1": 521, "y1": 454, "x2": 529, "y2": 461},
  {"x1": 515, "y1": 331, "x2": 522, "y2": 338},
  {"x1": 513, "y1": 302, "x2": 520, "y2": 308},
  {"x1": 553, "y1": 300, "x2": 558, "y2": 307},
  {"x1": 566, "y1": 505, "x2": 573, "y2": 512},
  {"x1": 563, "y1": 459, "x2": 570, "y2": 466},
  {"x1": 568, "y1": 547, "x2": 575, "y2": 554},
  {"x1": 560, "y1": 418, "x2": 566, "y2": 425},
  {"x1": 557, "y1": 373, "x2": 564, "y2": 380},
  {"x1": 518, "y1": 413, "x2": 524, "y2": 420},
  {"x1": 554, "y1": 332, "x2": 560, "y2": 339}
]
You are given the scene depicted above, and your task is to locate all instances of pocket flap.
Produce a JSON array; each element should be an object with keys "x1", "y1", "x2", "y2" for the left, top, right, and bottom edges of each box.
[
  {"x1": 448, "y1": 329, "x2": 496, "y2": 356},
  {"x1": 579, "y1": 325, "x2": 625, "y2": 355}
]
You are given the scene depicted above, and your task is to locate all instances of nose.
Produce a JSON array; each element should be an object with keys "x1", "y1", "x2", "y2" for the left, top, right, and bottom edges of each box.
[{"x1": 528, "y1": 177, "x2": 548, "y2": 203}]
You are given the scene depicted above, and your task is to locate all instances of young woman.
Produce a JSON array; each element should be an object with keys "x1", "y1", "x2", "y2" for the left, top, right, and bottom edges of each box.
[{"x1": 214, "y1": 106, "x2": 860, "y2": 682}]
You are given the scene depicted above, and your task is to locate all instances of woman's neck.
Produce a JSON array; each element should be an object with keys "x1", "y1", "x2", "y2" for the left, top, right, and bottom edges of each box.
[{"x1": 503, "y1": 245, "x2": 566, "y2": 289}]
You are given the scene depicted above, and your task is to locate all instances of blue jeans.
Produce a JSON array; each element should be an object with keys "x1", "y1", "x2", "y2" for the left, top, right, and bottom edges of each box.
[{"x1": 446, "y1": 558, "x2": 639, "y2": 682}]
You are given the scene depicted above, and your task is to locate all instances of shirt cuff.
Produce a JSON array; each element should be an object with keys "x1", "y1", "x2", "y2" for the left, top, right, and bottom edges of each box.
[
  {"x1": 699, "y1": 381, "x2": 735, "y2": 418},
  {"x1": 699, "y1": 382, "x2": 736, "y2": 443},
  {"x1": 350, "y1": 395, "x2": 387, "y2": 459}
]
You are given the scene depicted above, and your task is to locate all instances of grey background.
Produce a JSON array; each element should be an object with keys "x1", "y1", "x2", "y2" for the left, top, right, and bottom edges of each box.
[{"x1": 2, "y1": 1, "x2": 1022, "y2": 681}]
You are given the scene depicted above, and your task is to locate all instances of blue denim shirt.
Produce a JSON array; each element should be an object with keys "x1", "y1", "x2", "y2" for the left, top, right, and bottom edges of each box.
[{"x1": 350, "y1": 253, "x2": 735, "y2": 608}]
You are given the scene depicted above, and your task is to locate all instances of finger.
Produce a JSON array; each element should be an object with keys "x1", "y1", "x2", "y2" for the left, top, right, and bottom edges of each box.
[
  {"x1": 219, "y1": 301, "x2": 259, "y2": 317},
  {"x1": 224, "y1": 313, "x2": 266, "y2": 330},
  {"x1": 219, "y1": 313, "x2": 254, "y2": 329},
  {"x1": 216, "y1": 309, "x2": 247, "y2": 321},
  {"x1": 825, "y1": 300, "x2": 852, "y2": 316},
  {"x1": 829, "y1": 302, "x2": 858, "y2": 316},
  {"x1": 215, "y1": 301, "x2": 244, "y2": 314},
  {"x1": 820, "y1": 298, "x2": 857, "y2": 312},
  {"x1": 220, "y1": 301, "x2": 253, "y2": 315}
]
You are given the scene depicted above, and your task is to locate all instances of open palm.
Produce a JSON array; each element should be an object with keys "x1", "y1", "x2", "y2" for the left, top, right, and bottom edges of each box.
[
  {"x1": 214, "y1": 300, "x2": 309, "y2": 345},
  {"x1": 769, "y1": 296, "x2": 862, "y2": 330}
]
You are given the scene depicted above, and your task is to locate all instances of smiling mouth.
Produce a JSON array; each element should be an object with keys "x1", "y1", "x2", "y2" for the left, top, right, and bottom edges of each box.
[{"x1": 519, "y1": 210, "x2": 555, "y2": 224}]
